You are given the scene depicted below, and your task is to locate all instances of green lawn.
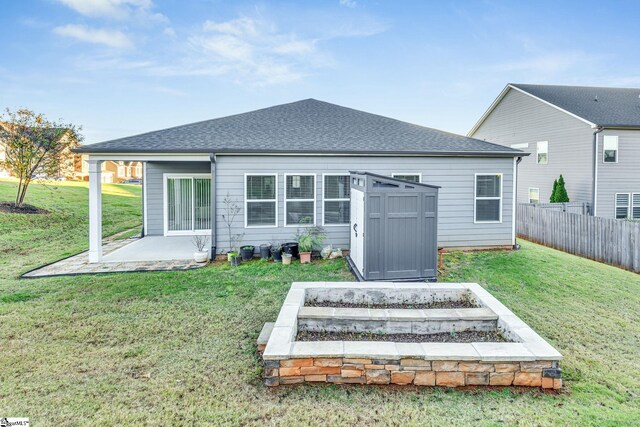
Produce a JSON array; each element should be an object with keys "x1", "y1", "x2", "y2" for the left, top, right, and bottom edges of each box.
[{"x1": 1, "y1": 179, "x2": 639, "y2": 426}]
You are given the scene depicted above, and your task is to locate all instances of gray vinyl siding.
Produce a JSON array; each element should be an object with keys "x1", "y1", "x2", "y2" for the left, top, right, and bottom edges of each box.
[
  {"x1": 596, "y1": 129, "x2": 640, "y2": 219},
  {"x1": 214, "y1": 155, "x2": 514, "y2": 251},
  {"x1": 471, "y1": 88, "x2": 594, "y2": 205},
  {"x1": 145, "y1": 161, "x2": 211, "y2": 235}
]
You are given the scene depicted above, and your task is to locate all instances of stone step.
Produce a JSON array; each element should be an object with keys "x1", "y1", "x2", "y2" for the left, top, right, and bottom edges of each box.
[
  {"x1": 297, "y1": 307, "x2": 498, "y2": 335},
  {"x1": 298, "y1": 307, "x2": 497, "y2": 321},
  {"x1": 257, "y1": 322, "x2": 275, "y2": 352}
]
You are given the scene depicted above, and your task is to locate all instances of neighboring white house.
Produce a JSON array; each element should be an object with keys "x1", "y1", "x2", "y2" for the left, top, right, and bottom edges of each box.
[
  {"x1": 75, "y1": 99, "x2": 526, "y2": 262},
  {"x1": 470, "y1": 83, "x2": 640, "y2": 220}
]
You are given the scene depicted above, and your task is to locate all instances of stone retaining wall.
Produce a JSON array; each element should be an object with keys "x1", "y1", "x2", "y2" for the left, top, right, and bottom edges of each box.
[{"x1": 262, "y1": 357, "x2": 562, "y2": 389}]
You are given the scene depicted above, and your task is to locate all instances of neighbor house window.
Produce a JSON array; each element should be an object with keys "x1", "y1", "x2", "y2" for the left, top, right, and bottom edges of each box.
[
  {"x1": 285, "y1": 173, "x2": 315, "y2": 226},
  {"x1": 391, "y1": 173, "x2": 421, "y2": 183},
  {"x1": 603, "y1": 135, "x2": 618, "y2": 163},
  {"x1": 537, "y1": 141, "x2": 548, "y2": 164},
  {"x1": 117, "y1": 165, "x2": 125, "y2": 177},
  {"x1": 135, "y1": 164, "x2": 143, "y2": 177},
  {"x1": 245, "y1": 174, "x2": 277, "y2": 227},
  {"x1": 323, "y1": 174, "x2": 350, "y2": 225},
  {"x1": 633, "y1": 193, "x2": 640, "y2": 219},
  {"x1": 529, "y1": 187, "x2": 540, "y2": 204},
  {"x1": 615, "y1": 193, "x2": 630, "y2": 219},
  {"x1": 475, "y1": 174, "x2": 502, "y2": 223}
]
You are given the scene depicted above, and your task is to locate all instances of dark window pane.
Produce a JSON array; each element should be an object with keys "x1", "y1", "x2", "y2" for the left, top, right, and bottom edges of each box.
[
  {"x1": 604, "y1": 150, "x2": 617, "y2": 162},
  {"x1": 476, "y1": 199, "x2": 500, "y2": 221},
  {"x1": 247, "y1": 201, "x2": 276, "y2": 226},
  {"x1": 476, "y1": 175, "x2": 501, "y2": 197},
  {"x1": 286, "y1": 175, "x2": 314, "y2": 199},
  {"x1": 246, "y1": 175, "x2": 275, "y2": 200},
  {"x1": 393, "y1": 174, "x2": 420, "y2": 183},
  {"x1": 324, "y1": 200, "x2": 350, "y2": 224},
  {"x1": 286, "y1": 201, "x2": 314, "y2": 225},
  {"x1": 324, "y1": 175, "x2": 350, "y2": 199}
]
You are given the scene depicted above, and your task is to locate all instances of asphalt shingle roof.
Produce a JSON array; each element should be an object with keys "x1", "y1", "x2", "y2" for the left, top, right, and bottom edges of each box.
[
  {"x1": 76, "y1": 99, "x2": 522, "y2": 156},
  {"x1": 512, "y1": 83, "x2": 640, "y2": 128}
]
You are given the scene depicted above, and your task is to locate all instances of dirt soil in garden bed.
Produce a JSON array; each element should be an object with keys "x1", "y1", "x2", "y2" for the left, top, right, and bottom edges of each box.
[
  {"x1": 296, "y1": 330, "x2": 511, "y2": 343},
  {"x1": 0, "y1": 202, "x2": 50, "y2": 214},
  {"x1": 304, "y1": 299, "x2": 479, "y2": 309}
]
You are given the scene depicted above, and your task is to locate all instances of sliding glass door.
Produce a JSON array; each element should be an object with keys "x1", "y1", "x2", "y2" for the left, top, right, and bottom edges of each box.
[{"x1": 165, "y1": 175, "x2": 211, "y2": 235}]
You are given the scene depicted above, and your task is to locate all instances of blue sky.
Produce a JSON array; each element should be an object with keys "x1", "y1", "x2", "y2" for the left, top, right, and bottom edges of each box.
[{"x1": 1, "y1": 0, "x2": 639, "y2": 144}]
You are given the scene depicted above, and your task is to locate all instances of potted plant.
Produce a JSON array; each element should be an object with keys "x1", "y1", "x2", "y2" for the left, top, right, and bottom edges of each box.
[
  {"x1": 282, "y1": 253, "x2": 292, "y2": 265},
  {"x1": 271, "y1": 242, "x2": 283, "y2": 263},
  {"x1": 192, "y1": 235, "x2": 209, "y2": 263},
  {"x1": 296, "y1": 226, "x2": 326, "y2": 264},
  {"x1": 259, "y1": 243, "x2": 272, "y2": 260},
  {"x1": 240, "y1": 245, "x2": 255, "y2": 261},
  {"x1": 229, "y1": 253, "x2": 241, "y2": 266}
]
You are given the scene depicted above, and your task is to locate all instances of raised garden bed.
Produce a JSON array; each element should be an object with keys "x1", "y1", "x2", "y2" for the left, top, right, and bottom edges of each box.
[{"x1": 259, "y1": 282, "x2": 563, "y2": 389}]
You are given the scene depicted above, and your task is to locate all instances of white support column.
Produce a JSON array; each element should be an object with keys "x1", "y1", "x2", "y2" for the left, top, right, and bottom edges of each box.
[{"x1": 88, "y1": 160, "x2": 103, "y2": 263}]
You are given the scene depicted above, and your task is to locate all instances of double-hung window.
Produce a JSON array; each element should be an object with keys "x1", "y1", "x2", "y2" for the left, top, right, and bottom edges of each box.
[
  {"x1": 285, "y1": 173, "x2": 315, "y2": 226},
  {"x1": 475, "y1": 174, "x2": 502, "y2": 223},
  {"x1": 391, "y1": 173, "x2": 421, "y2": 183},
  {"x1": 603, "y1": 136, "x2": 618, "y2": 163},
  {"x1": 245, "y1": 174, "x2": 277, "y2": 227},
  {"x1": 615, "y1": 193, "x2": 630, "y2": 219},
  {"x1": 528, "y1": 187, "x2": 540, "y2": 204},
  {"x1": 537, "y1": 141, "x2": 548, "y2": 164},
  {"x1": 323, "y1": 174, "x2": 350, "y2": 225}
]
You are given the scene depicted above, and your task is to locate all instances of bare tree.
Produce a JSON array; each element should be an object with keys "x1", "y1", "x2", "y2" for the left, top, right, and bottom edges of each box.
[
  {"x1": 221, "y1": 192, "x2": 244, "y2": 253},
  {"x1": 0, "y1": 108, "x2": 83, "y2": 207}
]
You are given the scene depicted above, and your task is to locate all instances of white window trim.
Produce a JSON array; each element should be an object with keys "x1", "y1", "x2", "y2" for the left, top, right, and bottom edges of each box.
[
  {"x1": 603, "y1": 135, "x2": 619, "y2": 163},
  {"x1": 615, "y1": 192, "x2": 631, "y2": 220},
  {"x1": 528, "y1": 187, "x2": 540, "y2": 204},
  {"x1": 391, "y1": 172, "x2": 422, "y2": 183},
  {"x1": 322, "y1": 173, "x2": 350, "y2": 227},
  {"x1": 510, "y1": 143, "x2": 529, "y2": 149},
  {"x1": 163, "y1": 173, "x2": 212, "y2": 236},
  {"x1": 474, "y1": 173, "x2": 503, "y2": 224},
  {"x1": 244, "y1": 173, "x2": 278, "y2": 228},
  {"x1": 633, "y1": 193, "x2": 640, "y2": 220},
  {"x1": 117, "y1": 165, "x2": 126, "y2": 177},
  {"x1": 284, "y1": 173, "x2": 316, "y2": 227},
  {"x1": 536, "y1": 141, "x2": 548, "y2": 165}
]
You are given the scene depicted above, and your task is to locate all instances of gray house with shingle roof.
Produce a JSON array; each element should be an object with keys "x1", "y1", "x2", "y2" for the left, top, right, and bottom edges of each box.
[
  {"x1": 470, "y1": 84, "x2": 640, "y2": 220},
  {"x1": 76, "y1": 99, "x2": 525, "y2": 262}
]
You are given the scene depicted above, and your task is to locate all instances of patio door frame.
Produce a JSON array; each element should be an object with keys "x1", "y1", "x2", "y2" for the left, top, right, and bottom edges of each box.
[{"x1": 163, "y1": 173, "x2": 212, "y2": 236}]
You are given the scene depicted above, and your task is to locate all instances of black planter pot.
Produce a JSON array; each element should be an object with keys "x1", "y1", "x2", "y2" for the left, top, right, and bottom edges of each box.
[
  {"x1": 282, "y1": 242, "x2": 299, "y2": 259},
  {"x1": 230, "y1": 255, "x2": 241, "y2": 266},
  {"x1": 260, "y1": 244, "x2": 272, "y2": 260},
  {"x1": 272, "y1": 247, "x2": 283, "y2": 262},
  {"x1": 240, "y1": 246, "x2": 255, "y2": 261}
]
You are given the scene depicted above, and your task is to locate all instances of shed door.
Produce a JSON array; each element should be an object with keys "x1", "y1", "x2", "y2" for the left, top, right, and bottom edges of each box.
[
  {"x1": 383, "y1": 193, "x2": 421, "y2": 279},
  {"x1": 350, "y1": 189, "x2": 365, "y2": 274}
]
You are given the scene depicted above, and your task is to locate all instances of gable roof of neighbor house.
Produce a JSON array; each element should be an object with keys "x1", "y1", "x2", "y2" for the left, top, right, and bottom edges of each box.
[
  {"x1": 469, "y1": 83, "x2": 640, "y2": 135},
  {"x1": 75, "y1": 99, "x2": 523, "y2": 157}
]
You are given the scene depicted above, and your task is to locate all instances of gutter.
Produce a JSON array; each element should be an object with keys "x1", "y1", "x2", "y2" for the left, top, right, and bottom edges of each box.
[
  {"x1": 210, "y1": 153, "x2": 217, "y2": 260},
  {"x1": 592, "y1": 127, "x2": 604, "y2": 216},
  {"x1": 514, "y1": 156, "x2": 523, "y2": 249}
]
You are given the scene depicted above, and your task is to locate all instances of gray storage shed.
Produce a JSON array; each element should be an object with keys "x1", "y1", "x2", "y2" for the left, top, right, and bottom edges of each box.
[{"x1": 348, "y1": 172, "x2": 439, "y2": 281}]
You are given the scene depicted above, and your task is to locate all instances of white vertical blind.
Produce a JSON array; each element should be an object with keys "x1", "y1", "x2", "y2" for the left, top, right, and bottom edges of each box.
[{"x1": 167, "y1": 177, "x2": 210, "y2": 232}]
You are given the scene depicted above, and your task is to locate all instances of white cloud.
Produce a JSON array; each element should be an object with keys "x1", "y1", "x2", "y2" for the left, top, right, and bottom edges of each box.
[
  {"x1": 163, "y1": 27, "x2": 176, "y2": 37},
  {"x1": 57, "y1": 0, "x2": 151, "y2": 18},
  {"x1": 339, "y1": 0, "x2": 357, "y2": 8},
  {"x1": 54, "y1": 24, "x2": 133, "y2": 49}
]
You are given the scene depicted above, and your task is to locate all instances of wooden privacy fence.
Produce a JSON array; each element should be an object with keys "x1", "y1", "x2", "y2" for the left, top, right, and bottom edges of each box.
[
  {"x1": 517, "y1": 204, "x2": 640, "y2": 273},
  {"x1": 521, "y1": 202, "x2": 591, "y2": 215}
]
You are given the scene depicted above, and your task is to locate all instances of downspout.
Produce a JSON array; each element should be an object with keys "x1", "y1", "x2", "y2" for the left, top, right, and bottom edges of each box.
[
  {"x1": 592, "y1": 127, "x2": 604, "y2": 216},
  {"x1": 210, "y1": 154, "x2": 217, "y2": 260},
  {"x1": 513, "y1": 156, "x2": 523, "y2": 249}
]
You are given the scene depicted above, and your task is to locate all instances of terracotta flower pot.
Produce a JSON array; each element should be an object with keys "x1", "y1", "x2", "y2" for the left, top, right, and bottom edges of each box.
[{"x1": 300, "y1": 252, "x2": 311, "y2": 264}]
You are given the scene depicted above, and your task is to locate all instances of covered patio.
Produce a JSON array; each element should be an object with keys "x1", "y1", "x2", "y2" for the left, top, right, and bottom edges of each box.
[{"x1": 84, "y1": 154, "x2": 216, "y2": 263}]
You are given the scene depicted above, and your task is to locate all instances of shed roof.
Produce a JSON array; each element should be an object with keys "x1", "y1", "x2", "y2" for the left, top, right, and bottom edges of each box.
[{"x1": 76, "y1": 99, "x2": 523, "y2": 157}]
